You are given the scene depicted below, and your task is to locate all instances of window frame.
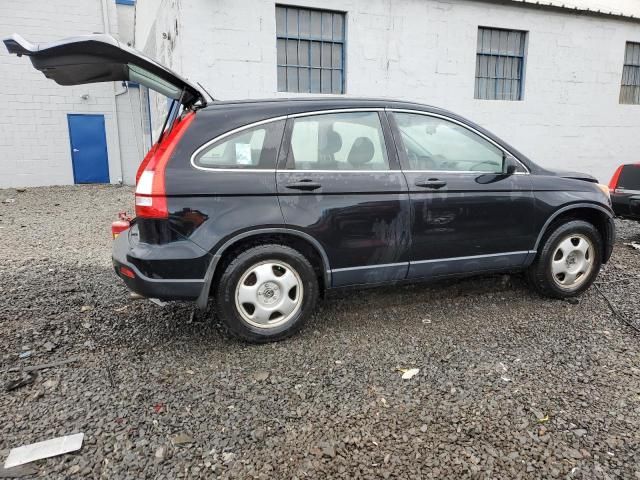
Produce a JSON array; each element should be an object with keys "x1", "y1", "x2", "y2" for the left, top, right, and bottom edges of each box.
[
  {"x1": 474, "y1": 26, "x2": 527, "y2": 101},
  {"x1": 189, "y1": 108, "x2": 526, "y2": 175},
  {"x1": 280, "y1": 110, "x2": 394, "y2": 172},
  {"x1": 276, "y1": 4, "x2": 346, "y2": 94},
  {"x1": 620, "y1": 41, "x2": 640, "y2": 105},
  {"x1": 388, "y1": 109, "x2": 529, "y2": 174},
  {"x1": 190, "y1": 109, "x2": 400, "y2": 173},
  {"x1": 191, "y1": 117, "x2": 287, "y2": 171}
]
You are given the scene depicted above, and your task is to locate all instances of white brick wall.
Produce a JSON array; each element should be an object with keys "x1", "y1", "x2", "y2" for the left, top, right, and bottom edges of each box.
[
  {"x1": 116, "y1": 85, "x2": 146, "y2": 185},
  {"x1": 139, "y1": 0, "x2": 184, "y2": 140},
  {"x1": 138, "y1": 0, "x2": 640, "y2": 183},
  {"x1": 0, "y1": 0, "x2": 144, "y2": 187}
]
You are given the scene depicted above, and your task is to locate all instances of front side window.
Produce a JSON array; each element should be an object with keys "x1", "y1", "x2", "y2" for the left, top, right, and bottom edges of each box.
[
  {"x1": 394, "y1": 112, "x2": 505, "y2": 173},
  {"x1": 193, "y1": 121, "x2": 284, "y2": 169},
  {"x1": 620, "y1": 42, "x2": 640, "y2": 104},
  {"x1": 288, "y1": 112, "x2": 389, "y2": 171},
  {"x1": 475, "y1": 27, "x2": 527, "y2": 101},
  {"x1": 276, "y1": 5, "x2": 345, "y2": 94}
]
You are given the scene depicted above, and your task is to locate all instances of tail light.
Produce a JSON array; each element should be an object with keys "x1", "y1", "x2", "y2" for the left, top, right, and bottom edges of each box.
[
  {"x1": 135, "y1": 111, "x2": 196, "y2": 218},
  {"x1": 119, "y1": 266, "x2": 136, "y2": 279},
  {"x1": 608, "y1": 165, "x2": 623, "y2": 192},
  {"x1": 135, "y1": 143, "x2": 159, "y2": 185},
  {"x1": 112, "y1": 220, "x2": 129, "y2": 238}
]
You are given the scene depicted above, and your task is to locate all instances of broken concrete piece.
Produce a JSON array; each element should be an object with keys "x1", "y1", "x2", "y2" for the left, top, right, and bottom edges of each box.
[
  {"x1": 4, "y1": 433, "x2": 84, "y2": 468},
  {"x1": 400, "y1": 368, "x2": 419, "y2": 379},
  {"x1": 155, "y1": 445, "x2": 167, "y2": 460},
  {"x1": 171, "y1": 433, "x2": 194, "y2": 445},
  {"x1": 252, "y1": 371, "x2": 269, "y2": 382},
  {"x1": 5, "y1": 373, "x2": 37, "y2": 392},
  {"x1": 623, "y1": 241, "x2": 640, "y2": 251}
]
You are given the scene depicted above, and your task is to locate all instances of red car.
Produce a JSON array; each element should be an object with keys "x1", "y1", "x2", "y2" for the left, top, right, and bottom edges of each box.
[{"x1": 609, "y1": 164, "x2": 640, "y2": 221}]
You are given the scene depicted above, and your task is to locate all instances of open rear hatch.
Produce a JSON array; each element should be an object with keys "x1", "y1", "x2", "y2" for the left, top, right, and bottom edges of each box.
[{"x1": 3, "y1": 33, "x2": 206, "y2": 108}]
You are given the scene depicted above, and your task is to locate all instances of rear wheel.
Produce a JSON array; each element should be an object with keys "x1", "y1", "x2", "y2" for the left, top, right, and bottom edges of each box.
[
  {"x1": 215, "y1": 244, "x2": 319, "y2": 342},
  {"x1": 527, "y1": 220, "x2": 602, "y2": 298}
]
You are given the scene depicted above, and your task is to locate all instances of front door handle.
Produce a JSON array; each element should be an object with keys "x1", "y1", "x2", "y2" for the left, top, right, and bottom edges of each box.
[
  {"x1": 285, "y1": 180, "x2": 322, "y2": 191},
  {"x1": 415, "y1": 178, "x2": 447, "y2": 189}
]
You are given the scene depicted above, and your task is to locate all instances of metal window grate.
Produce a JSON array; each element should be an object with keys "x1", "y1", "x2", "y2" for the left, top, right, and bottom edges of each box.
[
  {"x1": 276, "y1": 5, "x2": 345, "y2": 94},
  {"x1": 475, "y1": 27, "x2": 526, "y2": 101},
  {"x1": 620, "y1": 42, "x2": 640, "y2": 104}
]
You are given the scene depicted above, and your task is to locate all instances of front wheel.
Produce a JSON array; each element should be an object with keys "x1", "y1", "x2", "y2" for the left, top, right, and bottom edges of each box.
[
  {"x1": 214, "y1": 244, "x2": 319, "y2": 342},
  {"x1": 526, "y1": 220, "x2": 602, "y2": 298}
]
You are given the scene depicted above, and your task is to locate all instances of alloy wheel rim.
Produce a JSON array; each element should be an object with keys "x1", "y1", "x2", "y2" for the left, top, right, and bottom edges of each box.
[
  {"x1": 235, "y1": 260, "x2": 303, "y2": 329},
  {"x1": 551, "y1": 233, "x2": 595, "y2": 290}
]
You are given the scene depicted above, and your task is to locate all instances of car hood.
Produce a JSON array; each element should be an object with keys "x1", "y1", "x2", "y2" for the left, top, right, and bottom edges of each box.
[
  {"x1": 3, "y1": 33, "x2": 206, "y2": 108},
  {"x1": 544, "y1": 168, "x2": 599, "y2": 183}
]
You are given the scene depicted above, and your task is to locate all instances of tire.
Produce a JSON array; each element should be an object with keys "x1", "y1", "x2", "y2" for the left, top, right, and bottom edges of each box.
[
  {"x1": 214, "y1": 244, "x2": 319, "y2": 342},
  {"x1": 526, "y1": 219, "x2": 602, "y2": 299}
]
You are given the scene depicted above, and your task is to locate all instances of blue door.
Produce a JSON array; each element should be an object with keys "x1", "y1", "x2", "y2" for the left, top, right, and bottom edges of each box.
[{"x1": 67, "y1": 114, "x2": 110, "y2": 184}]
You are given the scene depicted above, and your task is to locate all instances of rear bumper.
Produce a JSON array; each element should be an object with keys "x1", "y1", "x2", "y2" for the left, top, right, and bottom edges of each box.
[{"x1": 112, "y1": 229, "x2": 204, "y2": 300}]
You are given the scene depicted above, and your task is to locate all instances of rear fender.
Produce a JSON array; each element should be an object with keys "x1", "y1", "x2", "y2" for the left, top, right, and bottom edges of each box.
[{"x1": 196, "y1": 228, "x2": 331, "y2": 311}]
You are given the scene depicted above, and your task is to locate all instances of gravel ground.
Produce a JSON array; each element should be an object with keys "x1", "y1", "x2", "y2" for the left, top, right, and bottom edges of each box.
[{"x1": 1, "y1": 185, "x2": 639, "y2": 479}]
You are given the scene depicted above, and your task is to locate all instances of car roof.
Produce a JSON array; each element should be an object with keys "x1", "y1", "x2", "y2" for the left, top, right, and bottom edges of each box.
[
  {"x1": 201, "y1": 97, "x2": 454, "y2": 116},
  {"x1": 194, "y1": 96, "x2": 539, "y2": 172}
]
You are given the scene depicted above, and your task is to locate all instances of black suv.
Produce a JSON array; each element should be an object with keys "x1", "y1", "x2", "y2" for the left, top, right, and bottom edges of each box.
[{"x1": 6, "y1": 34, "x2": 615, "y2": 342}]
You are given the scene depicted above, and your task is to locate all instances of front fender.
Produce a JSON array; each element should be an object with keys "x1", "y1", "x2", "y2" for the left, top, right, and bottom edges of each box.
[{"x1": 533, "y1": 202, "x2": 615, "y2": 263}]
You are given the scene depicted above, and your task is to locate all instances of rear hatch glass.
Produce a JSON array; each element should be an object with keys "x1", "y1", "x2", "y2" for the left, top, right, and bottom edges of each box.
[{"x1": 618, "y1": 165, "x2": 640, "y2": 190}]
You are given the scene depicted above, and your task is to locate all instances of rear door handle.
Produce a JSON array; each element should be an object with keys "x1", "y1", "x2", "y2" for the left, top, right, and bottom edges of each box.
[
  {"x1": 415, "y1": 178, "x2": 447, "y2": 189},
  {"x1": 285, "y1": 180, "x2": 322, "y2": 191}
]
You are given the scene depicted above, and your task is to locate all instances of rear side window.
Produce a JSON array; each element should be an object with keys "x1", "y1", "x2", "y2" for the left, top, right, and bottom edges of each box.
[
  {"x1": 287, "y1": 112, "x2": 389, "y2": 171},
  {"x1": 193, "y1": 120, "x2": 285, "y2": 169},
  {"x1": 618, "y1": 164, "x2": 640, "y2": 189}
]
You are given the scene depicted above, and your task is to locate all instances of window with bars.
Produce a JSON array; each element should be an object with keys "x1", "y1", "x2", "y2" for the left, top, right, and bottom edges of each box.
[
  {"x1": 475, "y1": 27, "x2": 526, "y2": 101},
  {"x1": 620, "y1": 42, "x2": 640, "y2": 104},
  {"x1": 276, "y1": 5, "x2": 345, "y2": 94}
]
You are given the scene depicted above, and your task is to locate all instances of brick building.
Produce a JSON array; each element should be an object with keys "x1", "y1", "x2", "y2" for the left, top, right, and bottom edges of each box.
[
  {"x1": 0, "y1": 0, "x2": 148, "y2": 187},
  {"x1": 1, "y1": 0, "x2": 639, "y2": 187},
  {"x1": 135, "y1": 0, "x2": 640, "y2": 183}
]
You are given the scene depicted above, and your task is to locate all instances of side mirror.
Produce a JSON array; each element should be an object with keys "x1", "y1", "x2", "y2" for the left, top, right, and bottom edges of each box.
[{"x1": 503, "y1": 155, "x2": 518, "y2": 175}]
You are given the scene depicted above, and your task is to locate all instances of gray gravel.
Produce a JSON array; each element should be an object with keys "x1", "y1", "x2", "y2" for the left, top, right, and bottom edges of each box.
[{"x1": 1, "y1": 185, "x2": 639, "y2": 479}]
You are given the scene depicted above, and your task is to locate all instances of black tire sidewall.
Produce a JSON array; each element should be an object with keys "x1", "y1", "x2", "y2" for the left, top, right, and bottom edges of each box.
[
  {"x1": 534, "y1": 220, "x2": 602, "y2": 298},
  {"x1": 215, "y1": 245, "x2": 318, "y2": 341}
]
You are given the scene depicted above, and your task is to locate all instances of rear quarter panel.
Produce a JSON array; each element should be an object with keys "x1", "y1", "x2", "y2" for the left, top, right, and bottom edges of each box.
[{"x1": 163, "y1": 111, "x2": 285, "y2": 256}]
